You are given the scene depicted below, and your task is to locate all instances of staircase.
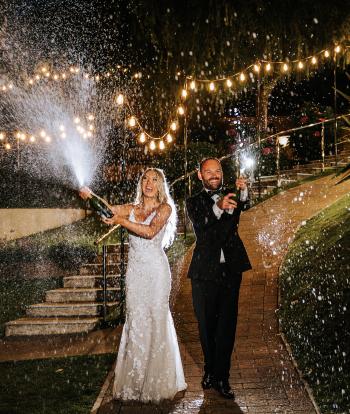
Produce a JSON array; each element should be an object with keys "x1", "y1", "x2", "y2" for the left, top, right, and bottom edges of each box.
[
  {"x1": 5, "y1": 244, "x2": 128, "y2": 337},
  {"x1": 251, "y1": 144, "x2": 350, "y2": 198}
]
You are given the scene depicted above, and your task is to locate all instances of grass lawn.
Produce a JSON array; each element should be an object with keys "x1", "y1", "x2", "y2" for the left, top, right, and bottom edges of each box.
[
  {"x1": 0, "y1": 354, "x2": 115, "y2": 414},
  {"x1": 279, "y1": 193, "x2": 350, "y2": 413}
]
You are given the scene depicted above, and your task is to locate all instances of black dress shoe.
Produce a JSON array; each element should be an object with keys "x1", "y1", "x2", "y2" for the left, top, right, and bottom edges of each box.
[
  {"x1": 201, "y1": 372, "x2": 213, "y2": 389},
  {"x1": 213, "y1": 380, "x2": 235, "y2": 399}
]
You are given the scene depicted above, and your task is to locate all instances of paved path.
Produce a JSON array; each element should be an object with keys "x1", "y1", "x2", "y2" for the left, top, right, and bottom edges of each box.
[{"x1": 94, "y1": 174, "x2": 350, "y2": 414}]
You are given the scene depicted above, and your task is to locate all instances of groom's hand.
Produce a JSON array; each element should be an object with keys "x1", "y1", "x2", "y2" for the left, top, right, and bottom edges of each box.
[{"x1": 216, "y1": 193, "x2": 237, "y2": 211}]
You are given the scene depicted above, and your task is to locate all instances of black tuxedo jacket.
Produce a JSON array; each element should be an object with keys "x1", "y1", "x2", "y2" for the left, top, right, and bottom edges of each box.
[{"x1": 186, "y1": 189, "x2": 252, "y2": 281}]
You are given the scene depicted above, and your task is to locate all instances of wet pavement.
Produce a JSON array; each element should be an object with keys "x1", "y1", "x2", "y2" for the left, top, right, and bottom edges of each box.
[{"x1": 94, "y1": 174, "x2": 350, "y2": 414}]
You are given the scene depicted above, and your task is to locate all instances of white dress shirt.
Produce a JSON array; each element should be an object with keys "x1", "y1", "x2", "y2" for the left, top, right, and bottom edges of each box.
[{"x1": 206, "y1": 187, "x2": 248, "y2": 263}]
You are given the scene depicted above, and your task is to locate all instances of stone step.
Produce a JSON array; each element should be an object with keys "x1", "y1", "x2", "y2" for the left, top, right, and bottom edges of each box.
[
  {"x1": 93, "y1": 253, "x2": 128, "y2": 264},
  {"x1": 5, "y1": 317, "x2": 101, "y2": 336},
  {"x1": 79, "y1": 263, "x2": 121, "y2": 275},
  {"x1": 63, "y1": 275, "x2": 121, "y2": 288},
  {"x1": 26, "y1": 301, "x2": 118, "y2": 317},
  {"x1": 46, "y1": 288, "x2": 120, "y2": 303},
  {"x1": 104, "y1": 244, "x2": 129, "y2": 254}
]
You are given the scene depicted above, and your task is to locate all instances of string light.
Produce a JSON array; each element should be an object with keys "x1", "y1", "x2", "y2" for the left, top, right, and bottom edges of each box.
[
  {"x1": 0, "y1": 132, "x2": 5, "y2": 140},
  {"x1": 166, "y1": 133, "x2": 173, "y2": 143},
  {"x1": 239, "y1": 73, "x2": 246, "y2": 82},
  {"x1": 74, "y1": 117, "x2": 80, "y2": 124},
  {"x1": 181, "y1": 89, "x2": 188, "y2": 99},
  {"x1": 5, "y1": 143, "x2": 11, "y2": 150},
  {"x1": 226, "y1": 79, "x2": 232, "y2": 87},
  {"x1": 311, "y1": 56, "x2": 317, "y2": 65},
  {"x1": 178, "y1": 106, "x2": 185, "y2": 115},
  {"x1": 190, "y1": 80, "x2": 196, "y2": 90},
  {"x1": 116, "y1": 94, "x2": 124, "y2": 105},
  {"x1": 209, "y1": 82, "x2": 215, "y2": 91},
  {"x1": 149, "y1": 140, "x2": 156, "y2": 150},
  {"x1": 44, "y1": 136, "x2": 51, "y2": 143},
  {"x1": 324, "y1": 50, "x2": 330, "y2": 58},
  {"x1": 254, "y1": 64, "x2": 260, "y2": 73},
  {"x1": 298, "y1": 61, "x2": 304, "y2": 69},
  {"x1": 282, "y1": 63, "x2": 289, "y2": 72},
  {"x1": 335, "y1": 45, "x2": 341, "y2": 53},
  {"x1": 139, "y1": 132, "x2": 146, "y2": 143},
  {"x1": 128, "y1": 116, "x2": 136, "y2": 127},
  {"x1": 170, "y1": 122, "x2": 177, "y2": 131},
  {"x1": 29, "y1": 135, "x2": 36, "y2": 142},
  {"x1": 265, "y1": 63, "x2": 271, "y2": 72},
  {"x1": 159, "y1": 140, "x2": 165, "y2": 150}
]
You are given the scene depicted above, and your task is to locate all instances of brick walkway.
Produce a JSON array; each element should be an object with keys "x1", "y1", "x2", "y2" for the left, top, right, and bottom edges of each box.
[{"x1": 94, "y1": 174, "x2": 350, "y2": 414}]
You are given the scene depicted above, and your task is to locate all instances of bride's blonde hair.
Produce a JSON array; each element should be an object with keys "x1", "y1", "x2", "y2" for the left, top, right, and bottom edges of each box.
[{"x1": 134, "y1": 168, "x2": 177, "y2": 248}]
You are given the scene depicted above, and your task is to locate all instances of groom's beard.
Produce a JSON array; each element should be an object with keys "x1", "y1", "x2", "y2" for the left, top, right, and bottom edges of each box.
[{"x1": 202, "y1": 177, "x2": 223, "y2": 191}]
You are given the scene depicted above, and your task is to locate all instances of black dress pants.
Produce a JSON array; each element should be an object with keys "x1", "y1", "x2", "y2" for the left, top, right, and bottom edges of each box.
[{"x1": 191, "y1": 265, "x2": 242, "y2": 382}]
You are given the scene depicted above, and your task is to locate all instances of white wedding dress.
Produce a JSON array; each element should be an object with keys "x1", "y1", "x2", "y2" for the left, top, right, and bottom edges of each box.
[{"x1": 113, "y1": 209, "x2": 187, "y2": 402}]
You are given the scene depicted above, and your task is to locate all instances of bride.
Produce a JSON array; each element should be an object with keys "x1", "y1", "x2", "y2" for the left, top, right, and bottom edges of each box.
[{"x1": 80, "y1": 168, "x2": 187, "y2": 402}]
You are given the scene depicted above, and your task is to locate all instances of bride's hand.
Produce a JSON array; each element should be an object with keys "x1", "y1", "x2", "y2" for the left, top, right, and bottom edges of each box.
[
  {"x1": 79, "y1": 186, "x2": 92, "y2": 200},
  {"x1": 102, "y1": 215, "x2": 122, "y2": 226}
]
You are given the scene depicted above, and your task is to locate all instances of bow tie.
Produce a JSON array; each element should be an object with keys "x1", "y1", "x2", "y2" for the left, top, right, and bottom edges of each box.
[{"x1": 207, "y1": 189, "x2": 222, "y2": 197}]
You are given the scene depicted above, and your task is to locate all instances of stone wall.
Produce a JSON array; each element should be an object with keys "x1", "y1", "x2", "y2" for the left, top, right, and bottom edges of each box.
[{"x1": 0, "y1": 209, "x2": 87, "y2": 241}]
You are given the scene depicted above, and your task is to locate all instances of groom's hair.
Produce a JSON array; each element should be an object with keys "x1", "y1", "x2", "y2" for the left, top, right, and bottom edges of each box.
[{"x1": 198, "y1": 157, "x2": 221, "y2": 172}]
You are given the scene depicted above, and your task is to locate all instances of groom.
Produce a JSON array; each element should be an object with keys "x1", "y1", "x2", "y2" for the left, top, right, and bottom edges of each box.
[{"x1": 186, "y1": 157, "x2": 251, "y2": 399}]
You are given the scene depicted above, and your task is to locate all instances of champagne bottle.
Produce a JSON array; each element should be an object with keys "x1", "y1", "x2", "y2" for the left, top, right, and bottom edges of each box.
[{"x1": 88, "y1": 192, "x2": 114, "y2": 219}]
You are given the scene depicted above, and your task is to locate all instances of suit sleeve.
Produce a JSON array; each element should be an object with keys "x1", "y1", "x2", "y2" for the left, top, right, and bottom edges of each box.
[{"x1": 186, "y1": 197, "x2": 222, "y2": 230}]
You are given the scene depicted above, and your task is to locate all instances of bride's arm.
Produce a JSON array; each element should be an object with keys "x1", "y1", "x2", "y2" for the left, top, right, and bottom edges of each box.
[
  {"x1": 103, "y1": 204, "x2": 171, "y2": 239},
  {"x1": 111, "y1": 204, "x2": 133, "y2": 218}
]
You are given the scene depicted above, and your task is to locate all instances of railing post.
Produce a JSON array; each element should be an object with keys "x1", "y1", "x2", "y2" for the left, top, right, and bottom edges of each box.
[
  {"x1": 102, "y1": 244, "x2": 107, "y2": 321},
  {"x1": 119, "y1": 227, "x2": 126, "y2": 323},
  {"x1": 321, "y1": 122, "x2": 325, "y2": 172},
  {"x1": 276, "y1": 135, "x2": 281, "y2": 187}
]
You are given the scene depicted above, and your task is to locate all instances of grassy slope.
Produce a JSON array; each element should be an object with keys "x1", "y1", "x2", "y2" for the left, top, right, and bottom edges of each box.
[
  {"x1": 279, "y1": 193, "x2": 350, "y2": 413},
  {"x1": 0, "y1": 354, "x2": 114, "y2": 414}
]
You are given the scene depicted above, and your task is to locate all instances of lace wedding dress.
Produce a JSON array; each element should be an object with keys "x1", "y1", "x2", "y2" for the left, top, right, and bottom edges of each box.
[{"x1": 113, "y1": 209, "x2": 187, "y2": 402}]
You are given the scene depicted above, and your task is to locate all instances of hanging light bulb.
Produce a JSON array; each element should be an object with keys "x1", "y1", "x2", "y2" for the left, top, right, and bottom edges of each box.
[
  {"x1": 254, "y1": 64, "x2": 260, "y2": 73},
  {"x1": 335, "y1": 45, "x2": 341, "y2": 53},
  {"x1": 60, "y1": 132, "x2": 66, "y2": 139},
  {"x1": 62, "y1": 73, "x2": 66, "y2": 79},
  {"x1": 239, "y1": 73, "x2": 246, "y2": 82},
  {"x1": 159, "y1": 140, "x2": 165, "y2": 150},
  {"x1": 87, "y1": 114, "x2": 94, "y2": 121},
  {"x1": 170, "y1": 122, "x2": 177, "y2": 131},
  {"x1": 139, "y1": 132, "x2": 146, "y2": 143},
  {"x1": 324, "y1": 50, "x2": 330, "y2": 58},
  {"x1": 311, "y1": 56, "x2": 317, "y2": 65},
  {"x1": 298, "y1": 61, "x2": 304, "y2": 69},
  {"x1": 45, "y1": 136, "x2": 51, "y2": 143},
  {"x1": 190, "y1": 80, "x2": 196, "y2": 90},
  {"x1": 265, "y1": 63, "x2": 271, "y2": 72},
  {"x1": 282, "y1": 63, "x2": 289, "y2": 72},
  {"x1": 181, "y1": 89, "x2": 188, "y2": 99},
  {"x1": 149, "y1": 140, "x2": 156, "y2": 150},
  {"x1": 20, "y1": 133, "x2": 26, "y2": 141},
  {"x1": 178, "y1": 106, "x2": 185, "y2": 115},
  {"x1": 53, "y1": 74, "x2": 59, "y2": 80},
  {"x1": 29, "y1": 135, "x2": 36, "y2": 142},
  {"x1": 15, "y1": 132, "x2": 22, "y2": 139},
  {"x1": 39, "y1": 130, "x2": 47, "y2": 138},
  {"x1": 5, "y1": 143, "x2": 11, "y2": 150},
  {"x1": 0, "y1": 132, "x2": 5, "y2": 140},
  {"x1": 116, "y1": 94, "x2": 124, "y2": 105},
  {"x1": 28, "y1": 79, "x2": 34, "y2": 85},
  {"x1": 128, "y1": 116, "x2": 136, "y2": 127},
  {"x1": 226, "y1": 79, "x2": 232, "y2": 87},
  {"x1": 74, "y1": 117, "x2": 80, "y2": 124},
  {"x1": 166, "y1": 133, "x2": 173, "y2": 143},
  {"x1": 209, "y1": 82, "x2": 215, "y2": 91}
]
